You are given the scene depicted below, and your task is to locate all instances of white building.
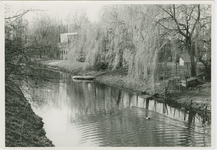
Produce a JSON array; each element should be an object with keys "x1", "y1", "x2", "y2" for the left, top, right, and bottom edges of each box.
[
  {"x1": 60, "y1": 33, "x2": 77, "y2": 43},
  {"x1": 59, "y1": 33, "x2": 77, "y2": 60}
]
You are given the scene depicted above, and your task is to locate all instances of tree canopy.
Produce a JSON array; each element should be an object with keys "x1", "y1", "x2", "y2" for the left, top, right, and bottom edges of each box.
[{"x1": 5, "y1": 4, "x2": 212, "y2": 93}]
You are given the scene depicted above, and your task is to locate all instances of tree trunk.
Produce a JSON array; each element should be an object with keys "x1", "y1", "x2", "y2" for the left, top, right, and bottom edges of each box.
[
  {"x1": 201, "y1": 60, "x2": 211, "y2": 81},
  {"x1": 118, "y1": 49, "x2": 123, "y2": 68},
  {"x1": 187, "y1": 38, "x2": 197, "y2": 77},
  {"x1": 190, "y1": 55, "x2": 197, "y2": 77}
]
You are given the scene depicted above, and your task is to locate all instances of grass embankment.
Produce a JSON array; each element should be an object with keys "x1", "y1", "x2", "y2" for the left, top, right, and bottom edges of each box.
[
  {"x1": 96, "y1": 70, "x2": 211, "y2": 114},
  {"x1": 39, "y1": 60, "x2": 84, "y2": 75},
  {"x1": 40, "y1": 60, "x2": 211, "y2": 115},
  {"x1": 5, "y1": 83, "x2": 54, "y2": 147}
]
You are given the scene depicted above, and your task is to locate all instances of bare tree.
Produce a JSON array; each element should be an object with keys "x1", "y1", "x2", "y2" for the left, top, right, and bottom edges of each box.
[
  {"x1": 157, "y1": 4, "x2": 211, "y2": 77},
  {"x1": 29, "y1": 14, "x2": 67, "y2": 59}
]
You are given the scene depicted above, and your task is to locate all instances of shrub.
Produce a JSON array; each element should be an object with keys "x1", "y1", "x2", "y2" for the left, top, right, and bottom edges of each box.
[{"x1": 94, "y1": 61, "x2": 108, "y2": 71}]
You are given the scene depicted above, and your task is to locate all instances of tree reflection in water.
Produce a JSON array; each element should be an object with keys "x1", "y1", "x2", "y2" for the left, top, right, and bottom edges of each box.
[{"x1": 26, "y1": 71, "x2": 211, "y2": 147}]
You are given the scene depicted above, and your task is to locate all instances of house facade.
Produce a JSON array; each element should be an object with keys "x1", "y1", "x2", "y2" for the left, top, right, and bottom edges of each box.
[
  {"x1": 176, "y1": 52, "x2": 191, "y2": 78},
  {"x1": 178, "y1": 53, "x2": 191, "y2": 66},
  {"x1": 59, "y1": 33, "x2": 77, "y2": 60}
]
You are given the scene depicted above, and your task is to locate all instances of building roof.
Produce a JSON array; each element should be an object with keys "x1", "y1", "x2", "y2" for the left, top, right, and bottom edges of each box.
[
  {"x1": 178, "y1": 53, "x2": 190, "y2": 62},
  {"x1": 60, "y1": 33, "x2": 77, "y2": 36}
]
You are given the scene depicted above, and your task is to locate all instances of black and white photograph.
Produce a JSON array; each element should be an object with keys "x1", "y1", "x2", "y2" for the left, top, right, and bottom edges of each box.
[{"x1": 2, "y1": 1, "x2": 214, "y2": 148}]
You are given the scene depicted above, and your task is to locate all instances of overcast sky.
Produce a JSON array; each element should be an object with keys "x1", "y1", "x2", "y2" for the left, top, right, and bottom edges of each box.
[
  {"x1": 4, "y1": 1, "x2": 106, "y2": 23},
  {"x1": 4, "y1": 1, "x2": 215, "y2": 24}
]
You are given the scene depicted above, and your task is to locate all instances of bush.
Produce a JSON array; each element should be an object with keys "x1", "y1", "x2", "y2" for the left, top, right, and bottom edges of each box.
[
  {"x1": 94, "y1": 61, "x2": 108, "y2": 71},
  {"x1": 76, "y1": 57, "x2": 85, "y2": 62}
]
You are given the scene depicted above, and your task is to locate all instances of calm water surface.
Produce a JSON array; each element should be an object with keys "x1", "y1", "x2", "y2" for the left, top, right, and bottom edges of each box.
[{"x1": 24, "y1": 70, "x2": 211, "y2": 147}]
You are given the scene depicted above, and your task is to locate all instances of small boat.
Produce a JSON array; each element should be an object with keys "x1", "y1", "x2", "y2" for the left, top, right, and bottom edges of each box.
[
  {"x1": 72, "y1": 78, "x2": 94, "y2": 83},
  {"x1": 72, "y1": 76, "x2": 95, "y2": 80}
]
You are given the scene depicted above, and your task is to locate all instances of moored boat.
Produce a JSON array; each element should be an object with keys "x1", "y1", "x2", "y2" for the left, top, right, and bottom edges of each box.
[{"x1": 72, "y1": 76, "x2": 95, "y2": 80}]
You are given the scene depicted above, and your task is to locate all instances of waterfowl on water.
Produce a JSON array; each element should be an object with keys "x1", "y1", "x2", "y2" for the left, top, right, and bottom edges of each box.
[
  {"x1": 153, "y1": 93, "x2": 159, "y2": 98},
  {"x1": 145, "y1": 116, "x2": 150, "y2": 120}
]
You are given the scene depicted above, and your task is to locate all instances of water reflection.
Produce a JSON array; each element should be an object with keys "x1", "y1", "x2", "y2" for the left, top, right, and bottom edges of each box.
[{"x1": 27, "y1": 70, "x2": 211, "y2": 147}]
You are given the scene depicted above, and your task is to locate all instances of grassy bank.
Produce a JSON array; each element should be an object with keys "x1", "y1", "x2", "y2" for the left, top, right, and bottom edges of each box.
[
  {"x1": 38, "y1": 60, "x2": 85, "y2": 75},
  {"x1": 5, "y1": 82, "x2": 54, "y2": 147},
  {"x1": 95, "y1": 70, "x2": 211, "y2": 112},
  {"x1": 38, "y1": 60, "x2": 211, "y2": 115}
]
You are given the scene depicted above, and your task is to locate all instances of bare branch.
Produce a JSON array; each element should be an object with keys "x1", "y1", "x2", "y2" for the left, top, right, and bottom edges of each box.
[{"x1": 190, "y1": 4, "x2": 201, "y2": 38}]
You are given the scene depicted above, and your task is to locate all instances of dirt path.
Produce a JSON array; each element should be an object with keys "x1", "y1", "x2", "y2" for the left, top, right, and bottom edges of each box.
[
  {"x1": 48, "y1": 60, "x2": 63, "y2": 65},
  {"x1": 39, "y1": 60, "x2": 85, "y2": 75}
]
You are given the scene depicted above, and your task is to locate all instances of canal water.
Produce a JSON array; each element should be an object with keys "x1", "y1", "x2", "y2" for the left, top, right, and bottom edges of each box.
[{"x1": 23, "y1": 69, "x2": 211, "y2": 147}]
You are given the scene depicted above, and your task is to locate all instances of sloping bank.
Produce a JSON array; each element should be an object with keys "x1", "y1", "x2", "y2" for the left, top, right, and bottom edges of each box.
[
  {"x1": 93, "y1": 72, "x2": 211, "y2": 124},
  {"x1": 5, "y1": 83, "x2": 54, "y2": 147},
  {"x1": 39, "y1": 60, "x2": 211, "y2": 119},
  {"x1": 95, "y1": 72, "x2": 211, "y2": 111}
]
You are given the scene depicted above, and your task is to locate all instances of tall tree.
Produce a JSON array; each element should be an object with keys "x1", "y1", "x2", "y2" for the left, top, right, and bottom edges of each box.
[
  {"x1": 5, "y1": 10, "x2": 30, "y2": 85},
  {"x1": 157, "y1": 4, "x2": 211, "y2": 77},
  {"x1": 30, "y1": 14, "x2": 67, "y2": 58}
]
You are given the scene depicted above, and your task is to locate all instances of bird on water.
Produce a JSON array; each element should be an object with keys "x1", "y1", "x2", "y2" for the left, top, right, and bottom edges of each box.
[{"x1": 145, "y1": 115, "x2": 150, "y2": 120}]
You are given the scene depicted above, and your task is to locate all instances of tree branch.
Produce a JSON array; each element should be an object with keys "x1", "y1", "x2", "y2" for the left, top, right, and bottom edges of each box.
[{"x1": 190, "y1": 4, "x2": 201, "y2": 38}]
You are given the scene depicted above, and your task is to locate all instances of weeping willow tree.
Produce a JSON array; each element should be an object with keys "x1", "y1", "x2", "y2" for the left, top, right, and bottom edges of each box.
[
  {"x1": 63, "y1": 12, "x2": 91, "y2": 61},
  {"x1": 98, "y1": 5, "x2": 132, "y2": 70},
  {"x1": 83, "y1": 24, "x2": 105, "y2": 69},
  {"x1": 76, "y1": 4, "x2": 211, "y2": 92},
  {"x1": 81, "y1": 5, "x2": 168, "y2": 92},
  {"x1": 113, "y1": 5, "x2": 167, "y2": 92}
]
